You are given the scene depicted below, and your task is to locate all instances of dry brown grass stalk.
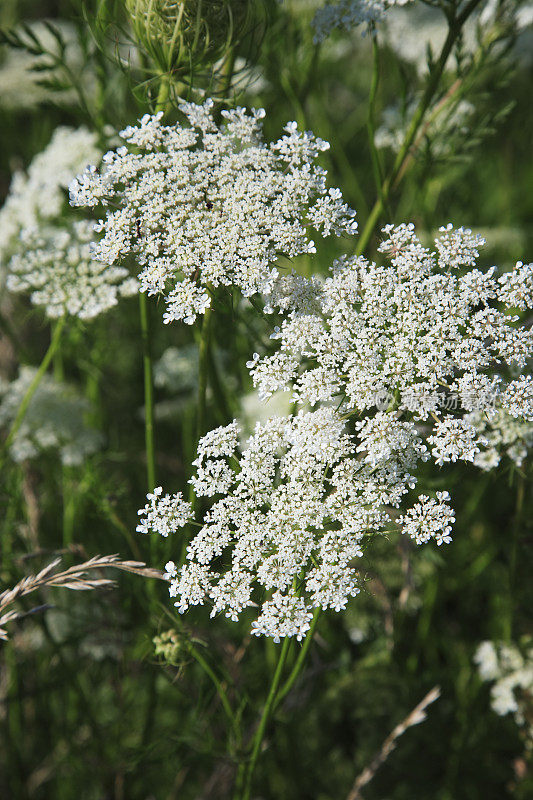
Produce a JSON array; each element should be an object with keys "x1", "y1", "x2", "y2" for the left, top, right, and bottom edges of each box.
[
  {"x1": 0, "y1": 554, "x2": 166, "y2": 640},
  {"x1": 346, "y1": 686, "x2": 441, "y2": 800}
]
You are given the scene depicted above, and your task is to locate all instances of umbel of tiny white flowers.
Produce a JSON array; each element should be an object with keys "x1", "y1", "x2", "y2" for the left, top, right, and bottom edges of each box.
[
  {"x1": 69, "y1": 100, "x2": 357, "y2": 325},
  {"x1": 311, "y1": 0, "x2": 410, "y2": 43},
  {"x1": 0, "y1": 126, "x2": 101, "y2": 267},
  {"x1": 7, "y1": 222, "x2": 139, "y2": 320},
  {"x1": 0, "y1": 367, "x2": 104, "y2": 465},
  {"x1": 137, "y1": 407, "x2": 454, "y2": 642},
  {"x1": 474, "y1": 639, "x2": 533, "y2": 726},
  {"x1": 253, "y1": 223, "x2": 533, "y2": 460},
  {"x1": 0, "y1": 126, "x2": 136, "y2": 321}
]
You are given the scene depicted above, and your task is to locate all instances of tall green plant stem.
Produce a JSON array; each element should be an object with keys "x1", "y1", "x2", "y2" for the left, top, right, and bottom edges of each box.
[
  {"x1": 239, "y1": 636, "x2": 291, "y2": 800},
  {"x1": 506, "y1": 474, "x2": 525, "y2": 641},
  {"x1": 274, "y1": 607, "x2": 320, "y2": 710},
  {"x1": 4, "y1": 316, "x2": 66, "y2": 454},
  {"x1": 139, "y1": 292, "x2": 156, "y2": 492},
  {"x1": 155, "y1": 72, "x2": 170, "y2": 114},
  {"x1": 355, "y1": 0, "x2": 483, "y2": 257},
  {"x1": 366, "y1": 33, "x2": 391, "y2": 221}
]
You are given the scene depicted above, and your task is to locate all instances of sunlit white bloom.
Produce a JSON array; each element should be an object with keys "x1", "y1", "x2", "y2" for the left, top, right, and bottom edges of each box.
[
  {"x1": 0, "y1": 126, "x2": 101, "y2": 265},
  {"x1": 427, "y1": 418, "x2": 485, "y2": 466},
  {"x1": 69, "y1": 101, "x2": 356, "y2": 324},
  {"x1": 0, "y1": 367, "x2": 103, "y2": 465},
  {"x1": 312, "y1": 0, "x2": 410, "y2": 43},
  {"x1": 6, "y1": 222, "x2": 138, "y2": 319},
  {"x1": 398, "y1": 492, "x2": 455, "y2": 546},
  {"x1": 466, "y1": 409, "x2": 533, "y2": 470},
  {"x1": 475, "y1": 639, "x2": 533, "y2": 738},
  {"x1": 253, "y1": 222, "x2": 533, "y2": 435},
  {"x1": 138, "y1": 406, "x2": 455, "y2": 640},
  {"x1": 136, "y1": 487, "x2": 193, "y2": 537}
]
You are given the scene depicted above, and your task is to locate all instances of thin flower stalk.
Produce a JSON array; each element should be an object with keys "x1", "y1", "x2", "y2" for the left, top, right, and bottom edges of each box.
[
  {"x1": 274, "y1": 606, "x2": 321, "y2": 710},
  {"x1": 239, "y1": 635, "x2": 291, "y2": 800}
]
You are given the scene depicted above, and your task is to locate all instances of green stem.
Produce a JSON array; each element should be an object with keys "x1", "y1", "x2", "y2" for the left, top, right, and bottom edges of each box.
[
  {"x1": 155, "y1": 73, "x2": 170, "y2": 114},
  {"x1": 4, "y1": 317, "x2": 66, "y2": 454},
  {"x1": 62, "y1": 467, "x2": 76, "y2": 549},
  {"x1": 240, "y1": 636, "x2": 291, "y2": 800},
  {"x1": 366, "y1": 33, "x2": 391, "y2": 221},
  {"x1": 274, "y1": 607, "x2": 320, "y2": 710},
  {"x1": 139, "y1": 292, "x2": 156, "y2": 493},
  {"x1": 355, "y1": 0, "x2": 483, "y2": 256}
]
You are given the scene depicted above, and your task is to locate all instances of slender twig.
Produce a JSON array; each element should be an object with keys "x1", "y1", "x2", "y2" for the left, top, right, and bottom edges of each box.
[
  {"x1": 187, "y1": 299, "x2": 213, "y2": 509},
  {"x1": 345, "y1": 686, "x2": 441, "y2": 800},
  {"x1": 507, "y1": 473, "x2": 525, "y2": 641},
  {"x1": 139, "y1": 292, "x2": 157, "y2": 493}
]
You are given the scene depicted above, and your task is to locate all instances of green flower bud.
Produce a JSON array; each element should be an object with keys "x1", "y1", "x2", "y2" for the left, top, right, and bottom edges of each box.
[{"x1": 125, "y1": 0, "x2": 253, "y2": 73}]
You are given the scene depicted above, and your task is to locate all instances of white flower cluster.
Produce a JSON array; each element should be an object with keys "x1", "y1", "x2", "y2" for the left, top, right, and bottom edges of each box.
[
  {"x1": 465, "y1": 409, "x2": 533, "y2": 471},
  {"x1": 139, "y1": 222, "x2": 533, "y2": 639},
  {"x1": 0, "y1": 126, "x2": 139, "y2": 320},
  {"x1": 474, "y1": 640, "x2": 533, "y2": 733},
  {"x1": 253, "y1": 224, "x2": 533, "y2": 429},
  {"x1": 0, "y1": 367, "x2": 103, "y2": 465},
  {"x1": 0, "y1": 126, "x2": 101, "y2": 265},
  {"x1": 6, "y1": 222, "x2": 138, "y2": 320},
  {"x1": 138, "y1": 407, "x2": 455, "y2": 641},
  {"x1": 312, "y1": 0, "x2": 409, "y2": 43},
  {"x1": 136, "y1": 487, "x2": 193, "y2": 537},
  {"x1": 69, "y1": 101, "x2": 357, "y2": 325}
]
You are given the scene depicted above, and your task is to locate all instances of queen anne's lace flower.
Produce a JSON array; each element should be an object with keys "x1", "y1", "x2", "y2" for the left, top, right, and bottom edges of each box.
[
  {"x1": 398, "y1": 492, "x2": 455, "y2": 546},
  {"x1": 6, "y1": 222, "x2": 138, "y2": 320},
  {"x1": 0, "y1": 368, "x2": 103, "y2": 465},
  {"x1": 136, "y1": 487, "x2": 193, "y2": 537},
  {"x1": 0, "y1": 126, "x2": 101, "y2": 265},
  {"x1": 138, "y1": 407, "x2": 456, "y2": 640},
  {"x1": 253, "y1": 223, "x2": 533, "y2": 424},
  {"x1": 466, "y1": 409, "x2": 533, "y2": 470},
  {"x1": 69, "y1": 101, "x2": 357, "y2": 324}
]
